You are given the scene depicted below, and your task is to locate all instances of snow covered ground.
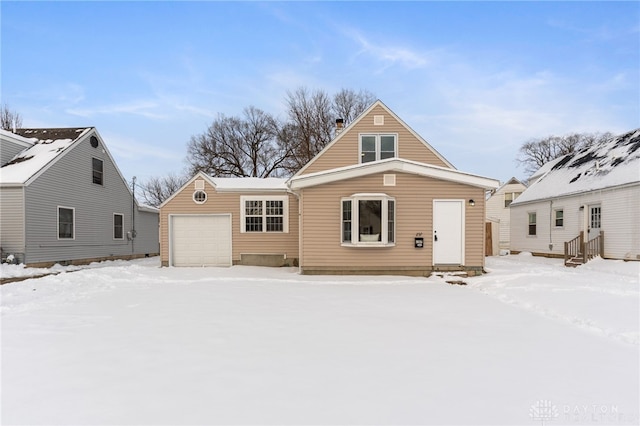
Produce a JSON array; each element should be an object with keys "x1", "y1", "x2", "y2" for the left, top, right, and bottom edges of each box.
[{"x1": 1, "y1": 254, "x2": 638, "y2": 425}]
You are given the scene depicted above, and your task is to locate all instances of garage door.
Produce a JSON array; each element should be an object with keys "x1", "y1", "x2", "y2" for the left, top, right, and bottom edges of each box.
[{"x1": 170, "y1": 215, "x2": 232, "y2": 267}]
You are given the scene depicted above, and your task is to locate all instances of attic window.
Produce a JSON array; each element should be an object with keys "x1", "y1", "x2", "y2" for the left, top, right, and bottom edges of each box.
[
  {"x1": 193, "y1": 190, "x2": 207, "y2": 204},
  {"x1": 90, "y1": 136, "x2": 99, "y2": 148},
  {"x1": 360, "y1": 134, "x2": 397, "y2": 163},
  {"x1": 92, "y1": 158, "x2": 104, "y2": 185}
]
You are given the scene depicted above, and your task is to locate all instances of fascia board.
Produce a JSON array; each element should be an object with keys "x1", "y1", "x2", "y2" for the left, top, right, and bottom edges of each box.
[
  {"x1": 23, "y1": 128, "x2": 92, "y2": 186},
  {"x1": 293, "y1": 100, "x2": 383, "y2": 177},
  {"x1": 0, "y1": 129, "x2": 35, "y2": 148},
  {"x1": 289, "y1": 159, "x2": 499, "y2": 190},
  {"x1": 159, "y1": 171, "x2": 215, "y2": 208}
]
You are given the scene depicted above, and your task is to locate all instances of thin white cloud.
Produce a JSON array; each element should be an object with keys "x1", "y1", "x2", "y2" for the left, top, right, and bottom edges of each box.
[
  {"x1": 66, "y1": 100, "x2": 166, "y2": 120},
  {"x1": 345, "y1": 28, "x2": 434, "y2": 71}
]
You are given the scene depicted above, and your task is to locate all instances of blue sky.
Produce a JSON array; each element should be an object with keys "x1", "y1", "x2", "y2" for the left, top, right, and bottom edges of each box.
[{"x1": 2, "y1": 1, "x2": 638, "y2": 185}]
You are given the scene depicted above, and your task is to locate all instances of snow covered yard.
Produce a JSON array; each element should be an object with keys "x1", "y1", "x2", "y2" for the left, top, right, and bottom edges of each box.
[{"x1": 1, "y1": 255, "x2": 638, "y2": 425}]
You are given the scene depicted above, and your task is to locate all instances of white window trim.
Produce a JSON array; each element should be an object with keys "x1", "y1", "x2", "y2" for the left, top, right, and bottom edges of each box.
[
  {"x1": 554, "y1": 208, "x2": 564, "y2": 228},
  {"x1": 359, "y1": 133, "x2": 398, "y2": 164},
  {"x1": 113, "y1": 213, "x2": 125, "y2": 240},
  {"x1": 193, "y1": 190, "x2": 207, "y2": 204},
  {"x1": 57, "y1": 206, "x2": 75, "y2": 240},
  {"x1": 240, "y1": 195, "x2": 289, "y2": 233},
  {"x1": 341, "y1": 194, "x2": 396, "y2": 247},
  {"x1": 527, "y1": 211, "x2": 537, "y2": 237}
]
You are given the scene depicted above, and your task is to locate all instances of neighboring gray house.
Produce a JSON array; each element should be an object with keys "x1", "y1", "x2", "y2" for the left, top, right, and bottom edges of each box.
[
  {"x1": 510, "y1": 129, "x2": 640, "y2": 263},
  {"x1": 0, "y1": 127, "x2": 159, "y2": 266}
]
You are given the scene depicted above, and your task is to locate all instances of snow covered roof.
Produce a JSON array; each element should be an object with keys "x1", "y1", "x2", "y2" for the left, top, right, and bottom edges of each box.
[
  {"x1": 512, "y1": 129, "x2": 640, "y2": 205},
  {"x1": 289, "y1": 157, "x2": 499, "y2": 190},
  {"x1": 0, "y1": 128, "x2": 92, "y2": 185},
  {"x1": 211, "y1": 177, "x2": 288, "y2": 191}
]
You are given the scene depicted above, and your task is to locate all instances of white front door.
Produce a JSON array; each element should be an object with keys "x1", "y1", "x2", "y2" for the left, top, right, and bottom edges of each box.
[
  {"x1": 588, "y1": 205, "x2": 601, "y2": 241},
  {"x1": 433, "y1": 200, "x2": 464, "y2": 265}
]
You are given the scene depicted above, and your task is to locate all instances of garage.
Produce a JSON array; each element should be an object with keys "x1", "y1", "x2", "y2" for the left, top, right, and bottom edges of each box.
[{"x1": 170, "y1": 214, "x2": 232, "y2": 267}]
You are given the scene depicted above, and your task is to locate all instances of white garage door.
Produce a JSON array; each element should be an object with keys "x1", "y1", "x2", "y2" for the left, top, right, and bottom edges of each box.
[{"x1": 171, "y1": 215, "x2": 232, "y2": 267}]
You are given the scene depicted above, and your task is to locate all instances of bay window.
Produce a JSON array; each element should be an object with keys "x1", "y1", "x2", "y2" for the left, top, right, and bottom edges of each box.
[{"x1": 341, "y1": 194, "x2": 395, "y2": 246}]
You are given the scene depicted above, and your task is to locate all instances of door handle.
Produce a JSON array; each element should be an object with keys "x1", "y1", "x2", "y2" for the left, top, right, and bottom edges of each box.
[{"x1": 434, "y1": 232, "x2": 438, "y2": 242}]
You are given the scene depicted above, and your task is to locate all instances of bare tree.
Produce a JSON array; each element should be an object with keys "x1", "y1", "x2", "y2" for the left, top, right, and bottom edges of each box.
[
  {"x1": 139, "y1": 173, "x2": 188, "y2": 207},
  {"x1": 332, "y1": 88, "x2": 376, "y2": 124},
  {"x1": 1, "y1": 104, "x2": 23, "y2": 131},
  {"x1": 517, "y1": 132, "x2": 614, "y2": 177},
  {"x1": 186, "y1": 106, "x2": 288, "y2": 178},
  {"x1": 282, "y1": 87, "x2": 375, "y2": 173}
]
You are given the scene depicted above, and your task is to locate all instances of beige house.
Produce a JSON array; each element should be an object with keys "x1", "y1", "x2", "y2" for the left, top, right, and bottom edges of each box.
[
  {"x1": 485, "y1": 177, "x2": 527, "y2": 253},
  {"x1": 160, "y1": 100, "x2": 499, "y2": 275}
]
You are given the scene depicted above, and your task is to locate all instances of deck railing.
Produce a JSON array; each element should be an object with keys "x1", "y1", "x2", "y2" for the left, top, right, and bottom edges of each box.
[{"x1": 564, "y1": 231, "x2": 604, "y2": 266}]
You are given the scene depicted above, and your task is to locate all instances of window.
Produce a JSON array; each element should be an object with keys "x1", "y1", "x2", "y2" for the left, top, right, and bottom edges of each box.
[
  {"x1": 341, "y1": 195, "x2": 395, "y2": 246},
  {"x1": 114, "y1": 214, "x2": 124, "y2": 239},
  {"x1": 58, "y1": 207, "x2": 74, "y2": 239},
  {"x1": 193, "y1": 190, "x2": 207, "y2": 204},
  {"x1": 528, "y1": 212, "x2": 537, "y2": 236},
  {"x1": 92, "y1": 158, "x2": 104, "y2": 185},
  {"x1": 555, "y1": 209, "x2": 564, "y2": 227},
  {"x1": 590, "y1": 206, "x2": 601, "y2": 229},
  {"x1": 504, "y1": 192, "x2": 521, "y2": 207},
  {"x1": 240, "y1": 196, "x2": 288, "y2": 233},
  {"x1": 360, "y1": 134, "x2": 397, "y2": 163}
]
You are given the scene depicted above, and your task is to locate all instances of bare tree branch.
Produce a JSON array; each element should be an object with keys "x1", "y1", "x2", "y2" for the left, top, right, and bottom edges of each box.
[{"x1": 1, "y1": 104, "x2": 23, "y2": 131}]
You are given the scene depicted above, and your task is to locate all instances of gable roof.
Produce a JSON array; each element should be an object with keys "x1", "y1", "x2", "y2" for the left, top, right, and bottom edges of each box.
[
  {"x1": 487, "y1": 177, "x2": 527, "y2": 198},
  {"x1": 0, "y1": 128, "x2": 35, "y2": 150},
  {"x1": 288, "y1": 157, "x2": 499, "y2": 190},
  {"x1": 0, "y1": 127, "x2": 92, "y2": 185},
  {"x1": 159, "y1": 171, "x2": 290, "y2": 208},
  {"x1": 512, "y1": 129, "x2": 640, "y2": 205},
  {"x1": 293, "y1": 100, "x2": 455, "y2": 177}
]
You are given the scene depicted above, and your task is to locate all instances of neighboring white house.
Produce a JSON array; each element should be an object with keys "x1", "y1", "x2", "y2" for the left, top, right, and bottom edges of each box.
[
  {"x1": 510, "y1": 129, "x2": 640, "y2": 261},
  {"x1": 486, "y1": 177, "x2": 527, "y2": 253}
]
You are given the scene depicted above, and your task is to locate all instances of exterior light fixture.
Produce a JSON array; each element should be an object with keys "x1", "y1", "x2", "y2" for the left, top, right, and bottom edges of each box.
[{"x1": 469, "y1": 199, "x2": 475, "y2": 206}]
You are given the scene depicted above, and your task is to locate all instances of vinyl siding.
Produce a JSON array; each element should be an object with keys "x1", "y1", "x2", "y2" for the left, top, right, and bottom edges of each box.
[
  {"x1": 298, "y1": 172, "x2": 486, "y2": 272},
  {"x1": 301, "y1": 104, "x2": 450, "y2": 175},
  {"x1": 486, "y1": 182, "x2": 527, "y2": 249},
  {"x1": 1, "y1": 140, "x2": 29, "y2": 166},
  {"x1": 0, "y1": 187, "x2": 26, "y2": 257},
  {"x1": 134, "y1": 209, "x2": 160, "y2": 255},
  {"x1": 23, "y1": 132, "x2": 158, "y2": 264},
  {"x1": 509, "y1": 184, "x2": 640, "y2": 260},
  {"x1": 160, "y1": 179, "x2": 299, "y2": 265}
]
